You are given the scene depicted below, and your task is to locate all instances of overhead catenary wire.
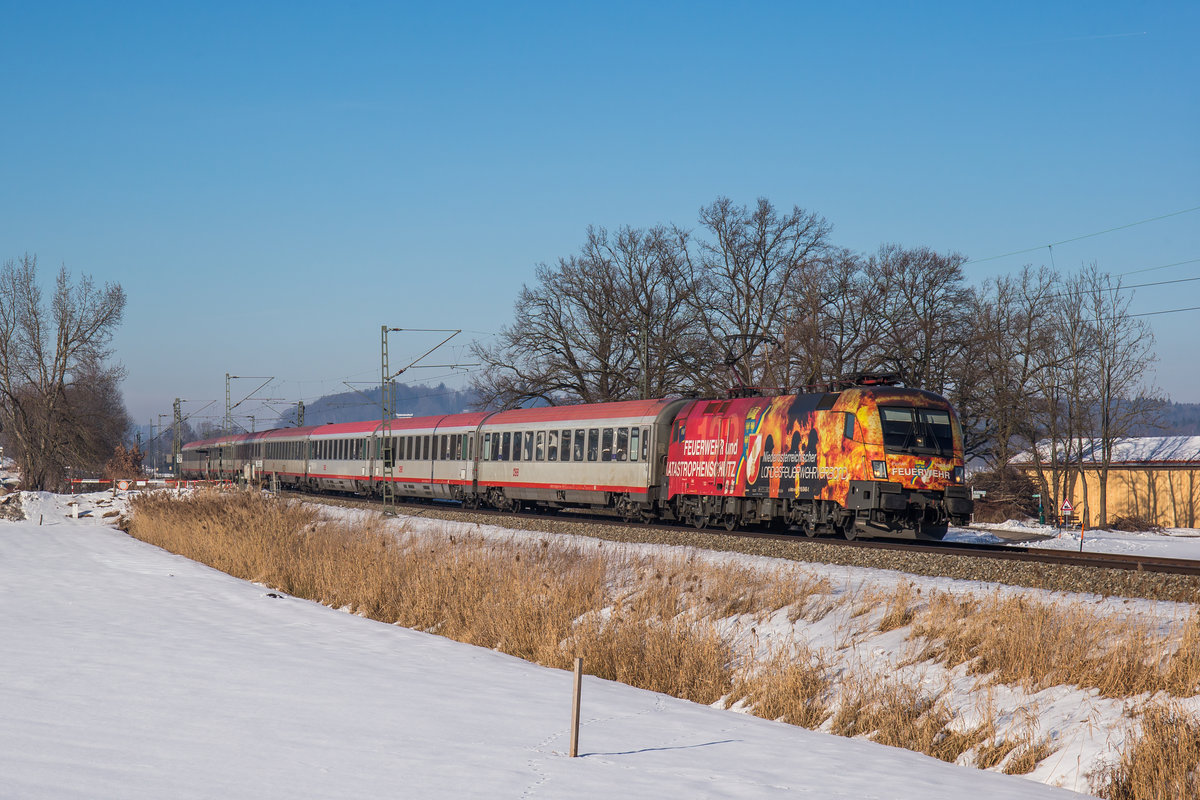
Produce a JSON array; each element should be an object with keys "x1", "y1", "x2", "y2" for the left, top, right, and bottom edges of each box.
[{"x1": 964, "y1": 205, "x2": 1200, "y2": 266}]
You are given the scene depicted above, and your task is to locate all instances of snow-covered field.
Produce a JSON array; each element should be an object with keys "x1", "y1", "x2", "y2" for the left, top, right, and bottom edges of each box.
[{"x1": 3, "y1": 485, "x2": 1197, "y2": 798}]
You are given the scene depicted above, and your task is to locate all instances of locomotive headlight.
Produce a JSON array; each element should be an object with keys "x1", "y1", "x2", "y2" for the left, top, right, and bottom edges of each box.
[
  {"x1": 872, "y1": 460, "x2": 888, "y2": 479},
  {"x1": 953, "y1": 466, "x2": 964, "y2": 484}
]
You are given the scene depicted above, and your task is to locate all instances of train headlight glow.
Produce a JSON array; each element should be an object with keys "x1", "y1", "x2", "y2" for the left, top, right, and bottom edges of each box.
[
  {"x1": 953, "y1": 466, "x2": 964, "y2": 484},
  {"x1": 872, "y1": 460, "x2": 888, "y2": 479}
]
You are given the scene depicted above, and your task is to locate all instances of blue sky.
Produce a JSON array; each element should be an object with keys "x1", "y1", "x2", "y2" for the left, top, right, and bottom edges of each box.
[{"x1": 2, "y1": 1, "x2": 1197, "y2": 428}]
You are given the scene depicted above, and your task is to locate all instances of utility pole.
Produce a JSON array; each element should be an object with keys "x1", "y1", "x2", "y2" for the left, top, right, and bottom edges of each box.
[
  {"x1": 157, "y1": 414, "x2": 170, "y2": 474},
  {"x1": 379, "y1": 327, "x2": 475, "y2": 512},
  {"x1": 225, "y1": 374, "x2": 274, "y2": 434},
  {"x1": 172, "y1": 399, "x2": 184, "y2": 478},
  {"x1": 297, "y1": 400, "x2": 305, "y2": 427}
]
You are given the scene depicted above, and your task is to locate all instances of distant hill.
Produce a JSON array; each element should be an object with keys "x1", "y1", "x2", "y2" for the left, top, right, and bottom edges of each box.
[
  {"x1": 272, "y1": 382, "x2": 480, "y2": 428},
  {"x1": 1129, "y1": 400, "x2": 1200, "y2": 436}
]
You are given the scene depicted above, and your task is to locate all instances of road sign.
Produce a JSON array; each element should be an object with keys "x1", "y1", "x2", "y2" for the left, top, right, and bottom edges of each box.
[{"x1": 1060, "y1": 499, "x2": 1073, "y2": 515}]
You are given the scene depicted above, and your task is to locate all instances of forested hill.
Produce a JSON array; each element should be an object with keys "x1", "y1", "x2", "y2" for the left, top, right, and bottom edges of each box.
[
  {"x1": 272, "y1": 383, "x2": 480, "y2": 428},
  {"x1": 1129, "y1": 400, "x2": 1200, "y2": 436}
]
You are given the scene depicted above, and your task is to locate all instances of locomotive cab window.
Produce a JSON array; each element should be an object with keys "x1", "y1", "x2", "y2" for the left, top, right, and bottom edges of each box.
[
  {"x1": 879, "y1": 407, "x2": 954, "y2": 455},
  {"x1": 844, "y1": 413, "x2": 855, "y2": 441}
]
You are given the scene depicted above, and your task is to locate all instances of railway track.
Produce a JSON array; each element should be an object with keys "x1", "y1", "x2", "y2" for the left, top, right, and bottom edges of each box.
[{"x1": 281, "y1": 490, "x2": 1200, "y2": 590}]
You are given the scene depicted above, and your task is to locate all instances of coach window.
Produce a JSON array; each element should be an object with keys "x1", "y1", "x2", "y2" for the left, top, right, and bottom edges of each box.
[
  {"x1": 536, "y1": 431, "x2": 545, "y2": 461},
  {"x1": 560, "y1": 430, "x2": 571, "y2": 461},
  {"x1": 587, "y1": 428, "x2": 600, "y2": 462},
  {"x1": 519, "y1": 431, "x2": 530, "y2": 461},
  {"x1": 641, "y1": 427, "x2": 650, "y2": 461},
  {"x1": 547, "y1": 431, "x2": 558, "y2": 461},
  {"x1": 601, "y1": 428, "x2": 614, "y2": 460},
  {"x1": 419, "y1": 435, "x2": 427, "y2": 460},
  {"x1": 616, "y1": 427, "x2": 629, "y2": 461},
  {"x1": 573, "y1": 429, "x2": 585, "y2": 461},
  {"x1": 482, "y1": 432, "x2": 492, "y2": 460},
  {"x1": 513, "y1": 433, "x2": 523, "y2": 461},
  {"x1": 630, "y1": 428, "x2": 640, "y2": 461},
  {"x1": 500, "y1": 431, "x2": 510, "y2": 461}
]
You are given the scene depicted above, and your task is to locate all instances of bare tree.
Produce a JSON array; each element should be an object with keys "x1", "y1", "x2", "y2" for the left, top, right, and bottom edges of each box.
[
  {"x1": 470, "y1": 226, "x2": 705, "y2": 407},
  {"x1": 581, "y1": 225, "x2": 707, "y2": 398},
  {"x1": 0, "y1": 255, "x2": 128, "y2": 489},
  {"x1": 687, "y1": 197, "x2": 832, "y2": 391},
  {"x1": 869, "y1": 244, "x2": 972, "y2": 394},
  {"x1": 970, "y1": 265, "x2": 1061, "y2": 467},
  {"x1": 1080, "y1": 265, "x2": 1159, "y2": 526}
]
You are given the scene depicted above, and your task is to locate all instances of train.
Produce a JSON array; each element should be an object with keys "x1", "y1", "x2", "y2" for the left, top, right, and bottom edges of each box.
[{"x1": 181, "y1": 376, "x2": 973, "y2": 540}]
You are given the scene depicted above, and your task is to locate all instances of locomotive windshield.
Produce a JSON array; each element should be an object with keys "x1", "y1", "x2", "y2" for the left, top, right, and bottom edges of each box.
[{"x1": 879, "y1": 406, "x2": 956, "y2": 455}]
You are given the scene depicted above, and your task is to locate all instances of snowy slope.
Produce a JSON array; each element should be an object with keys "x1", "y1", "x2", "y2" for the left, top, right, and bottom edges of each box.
[{"x1": 0, "y1": 494, "x2": 1087, "y2": 800}]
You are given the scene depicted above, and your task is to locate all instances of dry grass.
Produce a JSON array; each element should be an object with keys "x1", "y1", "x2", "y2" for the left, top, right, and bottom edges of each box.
[
  {"x1": 912, "y1": 591, "x2": 1194, "y2": 698},
  {"x1": 617, "y1": 557, "x2": 832, "y2": 624},
  {"x1": 830, "y1": 673, "x2": 991, "y2": 763},
  {"x1": 876, "y1": 581, "x2": 919, "y2": 632},
  {"x1": 726, "y1": 644, "x2": 832, "y2": 729},
  {"x1": 1091, "y1": 703, "x2": 1200, "y2": 799}
]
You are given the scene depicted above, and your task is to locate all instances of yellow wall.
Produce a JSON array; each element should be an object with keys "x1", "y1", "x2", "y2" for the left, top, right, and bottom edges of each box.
[{"x1": 1021, "y1": 465, "x2": 1200, "y2": 529}]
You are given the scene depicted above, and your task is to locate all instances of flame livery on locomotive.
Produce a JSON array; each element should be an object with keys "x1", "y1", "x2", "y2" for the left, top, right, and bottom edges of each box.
[{"x1": 666, "y1": 382, "x2": 972, "y2": 539}]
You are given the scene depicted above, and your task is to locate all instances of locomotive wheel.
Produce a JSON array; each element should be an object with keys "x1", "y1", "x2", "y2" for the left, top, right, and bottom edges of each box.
[
  {"x1": 799, "y1": 520, "x2": 816, "y2": 538},
  {"x1": 691, "y1": 511, "x2": 707, "y2": 529},
  {"x1": 841, "y1": 521, "x2": 857, "y2": 540},
  {"x1": 722, "y1": 514, "x2": 738, "y2": 531}
]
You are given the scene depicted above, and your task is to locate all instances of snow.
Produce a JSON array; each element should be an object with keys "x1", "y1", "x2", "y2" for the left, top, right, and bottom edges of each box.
[
  {"x1": 0, "y1": 491, "x2": 1099, "y2": 799},
  {"x1": 948, "y1": 519, "x2": 1200, "y2": 560},
  {"x1": 1010, "y1": 435, "x2": 1200, "y2": 466}
]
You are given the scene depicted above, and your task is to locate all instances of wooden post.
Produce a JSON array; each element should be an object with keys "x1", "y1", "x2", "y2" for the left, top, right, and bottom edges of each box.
[{"x1": 569, "y1": 656, "x2": 583, "y2": 757}]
